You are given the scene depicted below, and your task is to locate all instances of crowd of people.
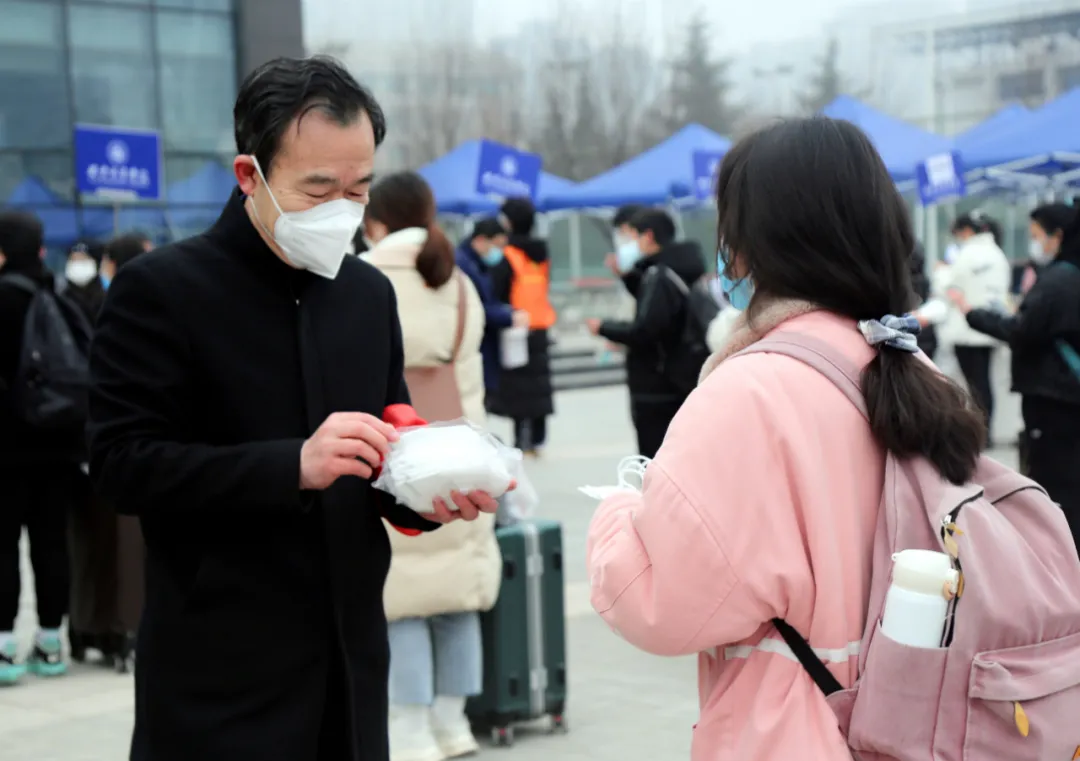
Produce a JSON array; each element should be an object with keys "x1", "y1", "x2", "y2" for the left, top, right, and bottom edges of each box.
[
  {"x1": 0, "y1": 223, "x2": 152, "y2": 683},
  {"x1": 2, "y1": 52, "x2": 1080, "y2": 761}
]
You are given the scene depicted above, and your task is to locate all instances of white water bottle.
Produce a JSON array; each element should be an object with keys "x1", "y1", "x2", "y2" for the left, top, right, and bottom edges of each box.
[{"x1": 880, "y1": 549, "x2": 959, "y2": 649}]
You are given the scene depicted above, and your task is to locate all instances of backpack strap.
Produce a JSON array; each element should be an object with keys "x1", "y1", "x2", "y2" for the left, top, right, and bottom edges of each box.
[
  {"x1": 771, "y1": 619, "x2": 845, "y2": 696},
  {"x1": 0, "y1": 273, "x2": 38, "y2": 296},
  {"x1": 449, "y1": 271, "x2": 467, "y2": 362},
  {"x1": 735, "y1": 332, "x2": 869, "y2": 421}
]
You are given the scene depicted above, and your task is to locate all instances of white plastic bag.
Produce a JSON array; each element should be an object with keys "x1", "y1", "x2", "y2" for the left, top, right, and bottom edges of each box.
[
  {"x1": 578, "y1": 455, "x2": 650, "y2": 500},
  {"x1": 373, "y1": 420, "x2": 515, "y2": 513},
  {"x1": 496, "y1": 448, "x2": 539, "y2": 525},
  {"x1": 500, "y1": 326, "x2": 529, "y2": 369}
]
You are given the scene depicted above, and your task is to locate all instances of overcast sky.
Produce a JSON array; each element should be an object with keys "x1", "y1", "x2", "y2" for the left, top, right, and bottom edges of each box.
[{"x1": 306, "y1": 0, "x2": 975, "y2": 55}]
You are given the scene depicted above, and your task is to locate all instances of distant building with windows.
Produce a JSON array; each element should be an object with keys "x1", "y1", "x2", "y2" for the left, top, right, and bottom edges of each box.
[{"x1": 0, "y1": 0, "x2": 304, "y2": 249}]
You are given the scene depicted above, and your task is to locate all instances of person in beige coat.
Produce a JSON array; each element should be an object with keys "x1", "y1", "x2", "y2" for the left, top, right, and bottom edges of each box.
[{"x1": 363, "y1": 172, "x2": 502, "y2": 761}]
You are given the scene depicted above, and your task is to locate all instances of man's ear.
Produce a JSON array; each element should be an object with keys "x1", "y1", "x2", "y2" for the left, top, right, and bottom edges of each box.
[{"x1": 39, "y1": 246, "x2": 47, "y2": 260}]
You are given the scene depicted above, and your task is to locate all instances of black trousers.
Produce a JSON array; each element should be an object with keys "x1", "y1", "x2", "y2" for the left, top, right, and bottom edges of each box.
[
  {"x1": 631, "y1": 398, "x2": 686, "y2": 459},
  {"x1": 954, "y1": 345, "x2": 995, "y2": 433},
  {"x1": 1022, "y1": 397, "x2": 1080, "y2": 559},
  {"x1": 513, "y1": 417, "x2": 547, "y2": 451},
  {"x1": 0, "y1": 463, "x2": 78, "y2": 631}
]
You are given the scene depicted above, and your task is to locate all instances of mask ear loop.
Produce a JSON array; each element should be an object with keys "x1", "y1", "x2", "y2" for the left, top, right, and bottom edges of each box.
[
  {"x1": 250, "y1": 156, "x2": 285, "y2": 216},
  {"x1": 616, "y1": 455, "x2": 650, "y2": 492}
]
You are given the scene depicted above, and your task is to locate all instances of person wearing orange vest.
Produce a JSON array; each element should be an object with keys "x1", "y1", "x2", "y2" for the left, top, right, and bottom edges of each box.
[{"x1": 487, "y1": 198, "x2": 555, "y2": 455}]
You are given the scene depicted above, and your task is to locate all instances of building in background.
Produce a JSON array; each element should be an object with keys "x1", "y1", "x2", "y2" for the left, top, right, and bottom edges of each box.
[
  {"x1": 0, "y1": 0, "x2": 303, "y2": 249},
  {"x1": 872, "y1": 0, "x2": 1080, "y2": 133}
]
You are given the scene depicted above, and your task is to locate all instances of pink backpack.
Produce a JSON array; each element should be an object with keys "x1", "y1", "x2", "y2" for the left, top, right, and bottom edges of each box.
[{"x1": 740, "y1": 331, "x2": 1080, "y2": 761}]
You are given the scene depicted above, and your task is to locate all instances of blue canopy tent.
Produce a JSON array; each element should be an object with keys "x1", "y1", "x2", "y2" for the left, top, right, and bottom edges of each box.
[
  {"x1": 959, "y1": 87, "x2": 1080, "y2": 176},
  {"x1": 954, "y1": 104, "x2": 1030, "y2": 146},
  {"x1": 167, "y1": 161, "x2": 236, "y2": 230},
  {"x1": 822, "y1": 96, "x2": 954, "y2": 182},
  {"x1": 542, "y1": 124, "x2": 731, "y2": 211},
  {"x1": 4, "y1": 177, "x2": 87, "y2": 245},
  {"x1": 418, "y1": 140, "x2": 575, "y2": 215},
  {"x1": 950, "y1": 105, "x2": 1047, "y2": 196}
]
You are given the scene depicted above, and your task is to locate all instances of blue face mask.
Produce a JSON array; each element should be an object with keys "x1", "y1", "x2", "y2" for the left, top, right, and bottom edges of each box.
[
  {"x1": 616, "y1": 239, "x2": 641, "y2": 272},
  {"x1": 717, "y1": 248, "x2": 753, "y2": 310},
  {"x1": 100, "y1": 273, "x2": 111, "y2": 290},
  {"x1": 482, "y1": 247, "x2": 504, "y2": 267}
]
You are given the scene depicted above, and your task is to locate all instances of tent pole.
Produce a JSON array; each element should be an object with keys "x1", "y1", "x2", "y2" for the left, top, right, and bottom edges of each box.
[{"x1": 569, "y1": 214, "x2": 582, "y2": 283}]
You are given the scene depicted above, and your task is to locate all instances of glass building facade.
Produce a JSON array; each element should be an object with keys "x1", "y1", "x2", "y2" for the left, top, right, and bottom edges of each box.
[{"x1": 1, "y1": 0, "x2": 243, "y2": 249}]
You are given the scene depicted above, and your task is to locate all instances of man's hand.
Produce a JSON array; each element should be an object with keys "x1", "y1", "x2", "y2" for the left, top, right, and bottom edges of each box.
[
  {"x1": 604, "y1": 253, "x2": 619, "y2": 276},
  {"x1": 300, "y1": 412, "x2": 400, "y2": 490},
  {"x1": 511, "y1": 310, "x2": 531, "y2": 328},
  {"x1": 946, "y1": 287, "x2": 970, "y2": 315},
  {"x1": 585, "y1": 318, "x2": 601, "y2": 335},
  {"x1": 428, "y1": 482, "x2": 516, "y2": 523}
]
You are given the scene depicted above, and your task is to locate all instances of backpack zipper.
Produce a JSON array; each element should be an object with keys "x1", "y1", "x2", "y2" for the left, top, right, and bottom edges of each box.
[{"x1": 938, "y1": 492, "x2": 983, "y2": 646}]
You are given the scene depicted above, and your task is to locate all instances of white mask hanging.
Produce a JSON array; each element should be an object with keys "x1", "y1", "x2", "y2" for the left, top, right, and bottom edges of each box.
[{"x1": 250, "y1": 157, "x2": 365, "y2": 280}]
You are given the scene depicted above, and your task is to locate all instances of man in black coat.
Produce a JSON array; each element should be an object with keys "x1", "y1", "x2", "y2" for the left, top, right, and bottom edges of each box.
[
  {"x1": 586, "y1": 209, "x2": 706, "y2": 458},
  {"x1": 88, "y1": 56, "x2": 498, "y2": 761}
]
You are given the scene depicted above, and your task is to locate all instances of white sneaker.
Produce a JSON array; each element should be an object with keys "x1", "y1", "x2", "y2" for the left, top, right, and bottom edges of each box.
[
  {"x1": 389, "y1": 704, "x2": 445, "y2": 761},
  {"x1": 430, "y1": 696, "x2": 480, "y2": 758}
]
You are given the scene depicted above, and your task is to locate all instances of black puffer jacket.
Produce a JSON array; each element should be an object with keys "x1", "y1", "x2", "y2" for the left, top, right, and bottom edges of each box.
[
  {"x1": 966, "y1": 258, "x2": 1080, "y2": 407},
  {"x1": 599, "y1": 241, "x2": 707, "y2": 401}
]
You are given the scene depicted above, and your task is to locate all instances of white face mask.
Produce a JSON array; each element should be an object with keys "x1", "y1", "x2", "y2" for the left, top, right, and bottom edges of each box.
[
  {"x1": 66, "y1": 259, "x2": 98, "y2": 287},
  {"x1": 1029, "y1": 238, "x2": 1054, "y2": 265},
  {"x1": 251, "y1": 157, "x2": 365, "y2": 280}
]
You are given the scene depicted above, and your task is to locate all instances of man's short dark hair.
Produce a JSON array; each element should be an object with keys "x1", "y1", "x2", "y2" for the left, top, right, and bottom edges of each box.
[
  {"x1": 629, "y1": 209, "x2": 676, "y2": 247},
  {"x1": 1030, "y1": 203, "x2": 1076, "y2": 237},
  {"x1": 470, "y1": 218, "x2": 507, "y2": 240},
  {"x1": 234, "y1": 56, "x2": 387, "y2": 177},
  {"x1": 500, "y1": 198, "x2": 536, "y2": 236},
  {"x1": 0, "y1": 210, "x2": 44, "y2": 270},
  {"x1": 613, "y1": 205, "x2": 645, "y2": 229},
  {"x1": 106, "y1": 233, "x2": 150, "y2": 271}
]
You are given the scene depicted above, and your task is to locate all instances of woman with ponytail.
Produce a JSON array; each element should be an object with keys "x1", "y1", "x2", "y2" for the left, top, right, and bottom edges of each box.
[
  {"x1": 363, "y1": 172, "x2": 500, "y2": 761},
  {"x1": 584, "y1": 118, "x2": 987, "y2": 759}
]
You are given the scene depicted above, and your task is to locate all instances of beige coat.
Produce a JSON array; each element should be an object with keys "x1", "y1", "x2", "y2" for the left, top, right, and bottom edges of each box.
[{"x1": 364, "y1": 227, "x2": 502, "y2": 621}]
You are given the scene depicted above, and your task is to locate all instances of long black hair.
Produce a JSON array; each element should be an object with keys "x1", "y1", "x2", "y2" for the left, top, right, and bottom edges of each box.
[{"x1": 716, "y1": 117, "x2": 985, "y2": 484}]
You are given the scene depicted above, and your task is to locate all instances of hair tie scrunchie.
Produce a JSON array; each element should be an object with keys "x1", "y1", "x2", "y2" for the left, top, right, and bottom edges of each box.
[{"x1": 858, "y1": 314, "x2": 921, "y2": 353}]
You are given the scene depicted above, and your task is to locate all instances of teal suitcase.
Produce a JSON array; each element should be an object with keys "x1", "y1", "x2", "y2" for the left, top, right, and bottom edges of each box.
[{"x1": 466, "y1": 519, "x2": 568, "y2": 746}]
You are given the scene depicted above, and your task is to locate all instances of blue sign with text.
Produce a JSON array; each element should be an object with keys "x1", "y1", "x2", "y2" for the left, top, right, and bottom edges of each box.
[
  {"x1": 692, "y1": 150, "x2": 725, "y2": 202},
  {"x1": 475, "y1": 140, "x2": 542, "y2": 200},
  {"x1": 74, "y1": 124, "x2": 162, "y2": 201},
  {"x1": 916, "y1": 151, "x2": 966, "y2": 206}
]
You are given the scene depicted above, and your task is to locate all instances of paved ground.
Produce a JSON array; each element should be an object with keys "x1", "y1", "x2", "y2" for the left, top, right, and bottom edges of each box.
[{"x1": 3, "y1": 347, "x2": 1021, "y2": 760}]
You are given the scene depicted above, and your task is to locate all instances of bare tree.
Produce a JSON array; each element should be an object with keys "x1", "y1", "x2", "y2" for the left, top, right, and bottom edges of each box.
[
  {"x1": 591, "y1": 1, "x2": 658, "y2": 169},
  {"x1": 399, "y1": 43, "x2": 474, "y2": 166}
]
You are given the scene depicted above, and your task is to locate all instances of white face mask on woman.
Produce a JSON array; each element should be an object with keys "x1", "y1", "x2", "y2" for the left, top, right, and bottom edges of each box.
[
  {"x1": 250, "y1": 157, "x2": 366, "y2": 280},
  {"x1": 65, "y1": 259, "x2": 98, "y2": 287}
]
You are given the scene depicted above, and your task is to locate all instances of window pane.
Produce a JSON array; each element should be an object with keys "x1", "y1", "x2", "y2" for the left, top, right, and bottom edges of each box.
[
  {"x1": 0, "y1": 1, "x2": 70, "y2": 148},
  {"x1": 0, "y1": 150, "x2": 75, "y2": 203},
  {"x1": 156, "y1": 0, "x2": 232, "y2": 10},
  {"x1": 68, "y1": 5, "x2": 158, "y2": 130},
  {"x1": 156, "y1": 11, "x2": 237, "y2": 152}
]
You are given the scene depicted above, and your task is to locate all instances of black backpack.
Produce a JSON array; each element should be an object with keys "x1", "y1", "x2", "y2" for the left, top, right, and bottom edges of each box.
[
  {"x1": 0, "y1": 274, "x2": 93, "y2": 429},
  {"x1": 657, "y1": 267, "x2": 721, "y2": 394}
]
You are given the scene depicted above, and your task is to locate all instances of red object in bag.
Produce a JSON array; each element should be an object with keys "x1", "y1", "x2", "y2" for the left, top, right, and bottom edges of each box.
[{"x1": 376, "y1": 404, "x2": 428, "y2": 536}]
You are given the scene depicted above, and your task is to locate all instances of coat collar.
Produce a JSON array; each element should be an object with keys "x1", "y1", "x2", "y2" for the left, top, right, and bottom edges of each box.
[
  {"x1": 362, "y1": 228, "x2": 428, "y2": 268},
  {"x1": 699, "y1": 297, "x2": 822, "y2": 383}
]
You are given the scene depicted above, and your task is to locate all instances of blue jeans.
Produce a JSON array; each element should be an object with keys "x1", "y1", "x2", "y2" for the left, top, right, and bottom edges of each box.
[{"x1": 388, "y1": 612, "x2": 483, "y2": 705}]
